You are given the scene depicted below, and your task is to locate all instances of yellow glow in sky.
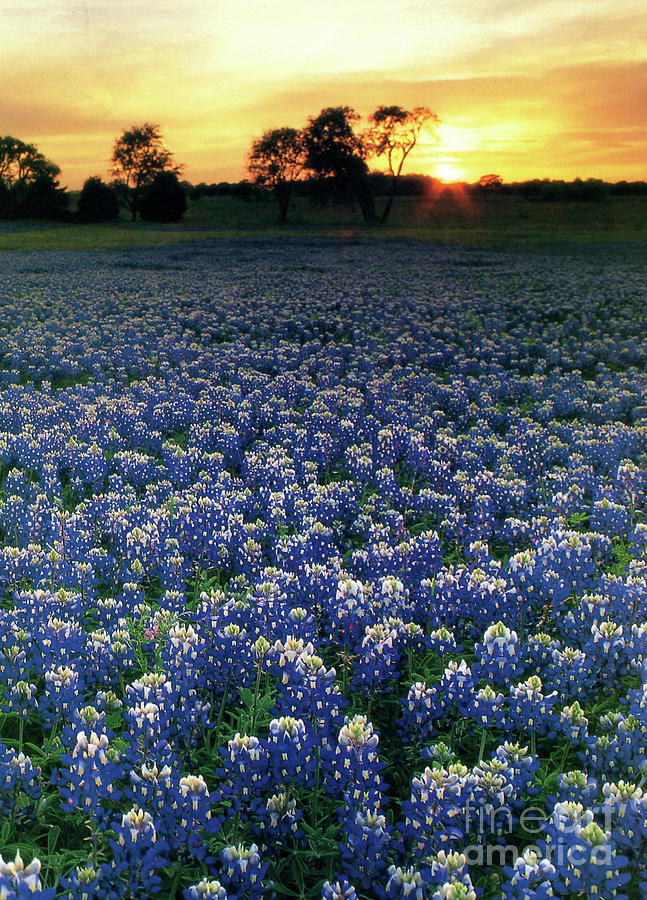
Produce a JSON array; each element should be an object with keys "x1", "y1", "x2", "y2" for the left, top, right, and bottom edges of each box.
[{"x1": 1, "y1": 1, "x2": 646, "y2": 188}]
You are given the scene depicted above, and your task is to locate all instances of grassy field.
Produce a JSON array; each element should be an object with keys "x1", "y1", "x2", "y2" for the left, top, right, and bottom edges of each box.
[{"x1": 0, "y1": 192, "x2": 646, "y2": 252}]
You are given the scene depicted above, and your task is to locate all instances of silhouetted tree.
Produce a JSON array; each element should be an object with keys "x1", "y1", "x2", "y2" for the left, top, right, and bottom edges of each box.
[
  {"x1": 304, "y1": 107, "x2": 374, "y2": 222},
  {"x1": 478, "y1": 174, "x2": 503, "y2": 190},
  {"x1": 364, "y1": 106, "x2": 438, "y2": 223},
  {"x1": 0, "y1": 180, "x2": 11, "y2": 219},
  {"x1": 475, "y1": 174, "x2": 503, "y2": 200},
  {"x1": 0, "y1": 136, "x2": 62, "y2": 219},
  {"x1": 110, "y1": 124, "x2": 182, "y2": 221},
  {"x1": 231, "y1": 180, "x2": 260, "y2": 201},
  {"x1": 247, "y1": 127, "x2": 306, "y2": 223},
  {"x1": 0, "y1": 136, "x2": 59, "y2": 186},
  {"x1": 139, "y1": 171, "x2": 186, "y2": 222},
  {"x1": 19, "y1": 173, "x2": 68, "y2": 219},
  {"x1": 77, "y1": 176, "x2": 119, "y2": 222}
]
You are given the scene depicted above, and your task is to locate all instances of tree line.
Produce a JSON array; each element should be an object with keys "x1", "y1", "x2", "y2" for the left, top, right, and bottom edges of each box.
[
  {"x1": 0, "y1": 125, "x2": 186, "y2": 223},
  {"x1": 247, "y1": 105, "x2": 437, "y2": 223},
  {"x1": 0, "y1": 107, "x2": 437, "y2": 225},
  {"x1": 1, "y1": 115, "x2": 646, "y2": 225}
]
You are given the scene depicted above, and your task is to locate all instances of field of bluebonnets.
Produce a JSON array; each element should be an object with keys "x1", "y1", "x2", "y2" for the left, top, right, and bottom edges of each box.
[{"x1": 0, "y1": 237, "x2": 645, "y2": 900}]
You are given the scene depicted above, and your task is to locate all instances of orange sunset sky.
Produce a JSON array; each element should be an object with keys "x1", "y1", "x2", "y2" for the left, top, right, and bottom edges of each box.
[{"x1": 2, "y1": 1, "x2": 646, "y2": 190}]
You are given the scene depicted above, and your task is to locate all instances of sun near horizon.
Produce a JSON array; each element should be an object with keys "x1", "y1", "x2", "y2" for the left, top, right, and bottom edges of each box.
[{"x1": 1, "y1": 1, "x2": 646, "y2": 191}]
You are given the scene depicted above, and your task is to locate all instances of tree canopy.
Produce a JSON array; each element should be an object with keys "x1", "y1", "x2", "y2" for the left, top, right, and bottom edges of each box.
[
  {"x1": 110, "y1": 124, "x2": 182, "y2": 220},
  {"x1": 364, "y1": 106, "x2": 438, "y2": 222},
  {"x1": 247, "y1": 127, "x2": 306, "y2": 223},
  {"x1": 0, "y1": 136, "x2": 60, "y2": 188},
  {"x1": 0, "y1": 136, "x2": 65, "y2": 220},
  {"x1": 303, "y1": 107, "x2": 373, "y2": 222}
]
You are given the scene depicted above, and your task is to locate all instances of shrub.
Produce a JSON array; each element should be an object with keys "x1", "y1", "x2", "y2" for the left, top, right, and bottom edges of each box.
[
  {"x1": 139, "y1": 172, "x2": 186, "y2": 222},
  {"x1": 77, "y1": 177, "x2": 120, "y2": 223}
]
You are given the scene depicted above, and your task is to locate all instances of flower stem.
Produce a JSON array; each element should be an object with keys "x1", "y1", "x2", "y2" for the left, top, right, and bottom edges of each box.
[{"x1": 478, "y1": 727, "x2": 487, "y2": 763}]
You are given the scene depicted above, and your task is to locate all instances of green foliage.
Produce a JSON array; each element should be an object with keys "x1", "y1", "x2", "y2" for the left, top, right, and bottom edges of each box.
[
  {"x1": 609, "y1": 535, "x2": 631, "y2": 575},
  {"x1": 566, "y1": 510, "x2": 590, "y2": 531}
]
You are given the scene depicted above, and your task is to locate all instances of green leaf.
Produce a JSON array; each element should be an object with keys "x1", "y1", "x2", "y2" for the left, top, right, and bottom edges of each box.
[
  {"x1": 238, "y1": 687, "x2": 255, "y2": 707},
  {"x1": 47, "y1": 824, "x2": 60, "y2": 855}
]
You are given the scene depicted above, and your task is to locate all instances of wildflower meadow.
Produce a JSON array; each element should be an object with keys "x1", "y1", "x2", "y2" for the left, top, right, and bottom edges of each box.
[{"x1": 0, "y1": 238, "x2": 645, "y2": 900}]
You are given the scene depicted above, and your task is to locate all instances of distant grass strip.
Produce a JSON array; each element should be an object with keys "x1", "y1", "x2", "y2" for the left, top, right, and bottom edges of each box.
[{"x1": 1, "y1": 194, "x2": 646, "y2": 251}]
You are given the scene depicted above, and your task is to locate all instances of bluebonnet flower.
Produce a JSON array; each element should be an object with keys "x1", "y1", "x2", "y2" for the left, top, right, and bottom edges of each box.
[
  {"x1": 544, "y1": 645, "x2": 595, "y2": 702},
  {"x1": 431, "y1": 878, "x2": 477, "y2": 900},
  {"x1": 401, "y1": 763, "x2": 475, "y2": 859},
  {"x1": 276, "y1": 649, "x2": 345, "y2": 734},
  {"x1": 626, "y1": 623, "x2": 647, "y2": 681},
  {"x1": 0, "y1": 640, "x2": 30, "y2": 695},
  {"x1": 220, "y1": 843, "x2": 269, "y2": 900},
  {"x1": 423, "y1": 851, "x2": 471, "y2": 892},
  {"x1": 555, "y1": 770, "x2": 598, "y2": 806},
  {"x1": 400, "y1": 681, "x2": 444, "y2": 745},
  {"x1": 438, "y1": 660, "x2": 475, "y2": 717},
  {"x1": 109, "y1": 806, "x2": 169, "y2": 897},
  {"x1": 508, "y1": 676, "x2": 558, "y2": 740},
  {"x1": 176, "y1": 773, "x2": 218, "y2": 859},
  {"x1": 58, "y1": 864, "x2": 110, "y2": 900},
  {"x1": 327, "y1": 577, "x2": 370, "y2": 650},
  {"x1": 251, "y1": 791, "x2": 303, "y2": 853},
  {"x1": 585, "y1": 620, "x2": 629, "y2": 691},
  {"x1": 427, "y1": 626, "x2": 458, "y2": 657},
  {"x1": 321, "y1": 877, "x2": 358, "y2": 900},
  {"x1": 128, "y1": 758, "x2": 180, "y2": 845},
  {"x1": 469, "y1": 685, "x2": 508, "y2": 733},
  {"x1": 206, "y1": 623, "x2": 256, "y2": 692},
  {"x1": 352, "y1": 623, "x2": 401, "y2": 696},
  {"x1": 586, "y1": 713, "x2": 647, "y2": 782},
  {"x1": 493, "y1": 743, "x2": 541, "y2": 810},
  {"x1": 541, "y1": 802, "x2": 630, "y2": 900},
  {"x1": 470, "y1": 758, "x2": 516, "y2": 840},
  {"x1": 474, "y1": 622, "x2": 522, "y2": 686},
  {"x1": 522, "y1": 632, "x2": 560, "y2": 676},
  {"x1": 590, "y1": 497, "x2": 630, "y2": 540},
  {"x1": 384, "y1": 865, "x2": 425, "y2": 900},
  {"x1": 2, "y1": 680, "x2": 37, "y2": 720},
  {"x1": 1, "y1": 750, "x2": 42, "y2": 816},
  {"x1": 0, "y1": 852, "x2": 56, "y2": 899},
  {"x1": 600, "y1": 780, "x2": 647, "y2": 882},
  {"x1": 160, "y1": 622, "x2": 204, "y2": 688},
  {"x1": 60, "y1": 705, "x2": 112, "y2": 750},
  {"x1": 324, "y1": 714, "x2": 386, "y2": 810},
  {"x1": 40, "y1": 664, "x2": 82, "y2": 728},
  {"x1": 216, "y1": 733, "x2": 269, "y2": 816},
  {"x1": 266, "y1": 715, "x2": 316, "y2": 789},
  {"x1": 340, "y1": 806, "x2": 391, "y2": 894},
  {"x1": 184, "y1": 880, "x2": 228, "y2": 899},
  {"x1": 423, "y1": 742, "x2": 457, "y2": 767},
  {"x1": 501, "y1": 848, "x2": 556, "y2": 900},
  {"x1": 559, "y1": 701, "x2": 588, "y2": 744},
  {"x1": 56, "y1": 730, "x2": 121, "y2": 824}
]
